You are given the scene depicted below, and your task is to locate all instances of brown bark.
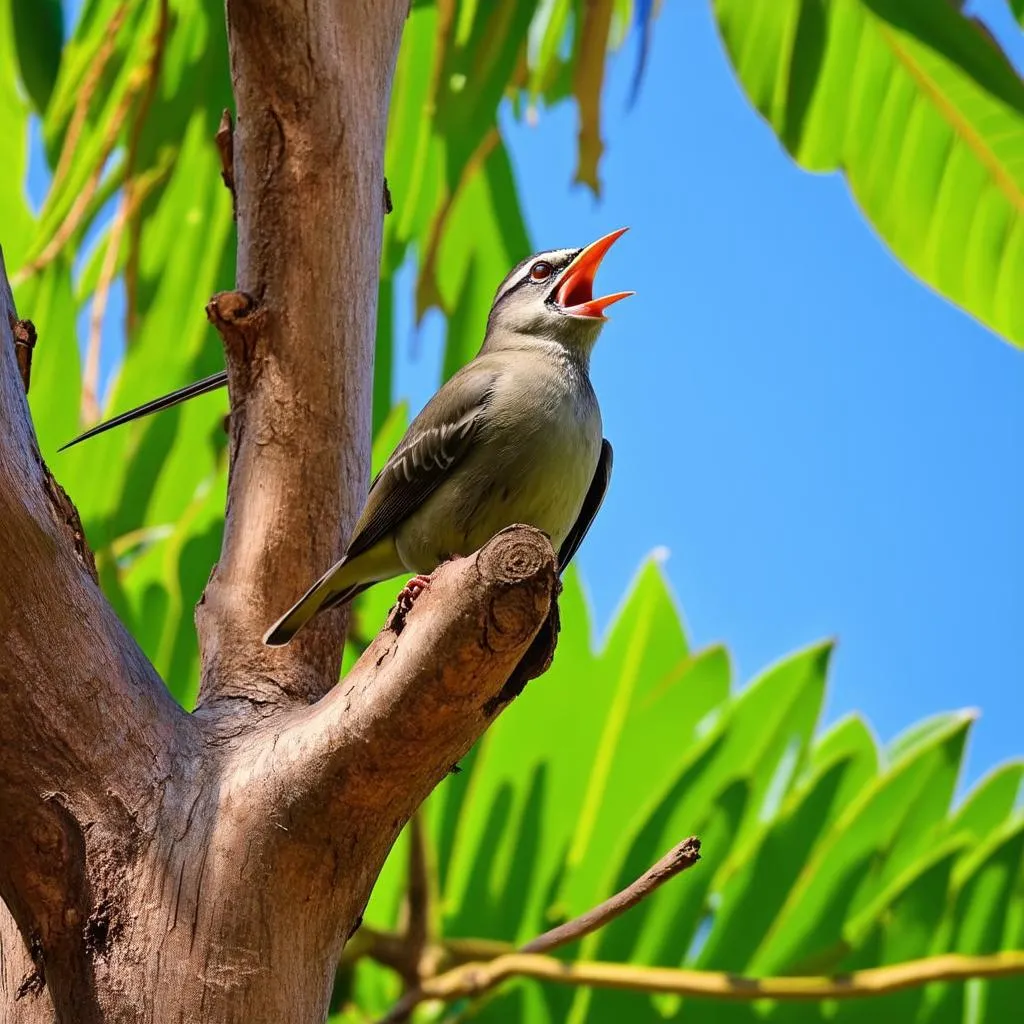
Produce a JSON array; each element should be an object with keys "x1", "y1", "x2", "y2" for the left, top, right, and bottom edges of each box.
[
  {"x1": 0, "y1": 2, "x2": 563, "y2": 1022},
  {"x1": 196, "y1": 0, "x2": 407, "y2": 710}
]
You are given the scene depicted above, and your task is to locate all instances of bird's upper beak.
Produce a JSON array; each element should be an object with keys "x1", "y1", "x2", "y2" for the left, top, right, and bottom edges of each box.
[{"x1": 551, "y1": 227, "x2": 634, "y2": 319}]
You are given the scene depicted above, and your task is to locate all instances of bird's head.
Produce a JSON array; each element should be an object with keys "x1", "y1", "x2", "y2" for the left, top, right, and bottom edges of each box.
[{"x1": 484, "y1": 228, "x2": 633, "y2": 357}]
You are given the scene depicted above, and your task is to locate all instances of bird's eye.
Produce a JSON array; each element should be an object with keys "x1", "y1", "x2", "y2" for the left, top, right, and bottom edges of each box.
[{"x1": 530, "y1": 261, "x2": 553, "y2": 282}]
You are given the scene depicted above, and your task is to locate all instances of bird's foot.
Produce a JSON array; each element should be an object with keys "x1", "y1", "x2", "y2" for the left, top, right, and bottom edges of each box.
[{"x1": 396, "y1": 573, "x2": 433, "y2": 612}]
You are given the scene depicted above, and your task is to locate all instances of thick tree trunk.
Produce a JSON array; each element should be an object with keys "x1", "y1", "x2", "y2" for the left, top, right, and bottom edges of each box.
[{"x1": 0, "y1": 2, "x2": 560, "y2": 1022}]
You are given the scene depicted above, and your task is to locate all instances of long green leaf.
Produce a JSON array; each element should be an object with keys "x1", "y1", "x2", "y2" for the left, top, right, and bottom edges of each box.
[{"x1": 713, "y1": 0, "x2": 1024, "y2": 348}]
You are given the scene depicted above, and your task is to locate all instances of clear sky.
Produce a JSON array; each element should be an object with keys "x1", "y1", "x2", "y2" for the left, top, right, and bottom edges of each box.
[
  {"x1": 396, "y1": 0, "x2": 1024, "y2": 786},
  {"x1": 33, "y1": 1, "x2": 1023, "y2": 786}
]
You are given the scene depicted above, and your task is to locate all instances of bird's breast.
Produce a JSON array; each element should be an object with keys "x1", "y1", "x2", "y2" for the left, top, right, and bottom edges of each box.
[{"x1": 396, "y1": 359, "x2": 602, "y2": 571}]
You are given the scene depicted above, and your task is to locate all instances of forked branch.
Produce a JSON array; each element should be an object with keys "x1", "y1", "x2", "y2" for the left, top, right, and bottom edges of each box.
[{"x1": 378, "y1": 837, "x2": 702, "y2": 1022}]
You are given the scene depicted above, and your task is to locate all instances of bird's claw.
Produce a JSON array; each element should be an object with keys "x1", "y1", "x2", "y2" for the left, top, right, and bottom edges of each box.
[{"x1": 396, "y1": 573, "x2": 433, "y2": 612}]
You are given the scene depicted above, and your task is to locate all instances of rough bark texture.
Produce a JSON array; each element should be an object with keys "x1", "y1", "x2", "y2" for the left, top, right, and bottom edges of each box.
[
  {"x1": 196, "y1": 0, "x2": 407, "y2": 709},
  {"x1": 0, "y1": 2, "x2": 564, "y2": 1022}
]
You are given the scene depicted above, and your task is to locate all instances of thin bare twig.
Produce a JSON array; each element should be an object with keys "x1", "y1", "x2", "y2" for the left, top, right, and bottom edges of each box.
[
  {"x1": 405, "y1": 815, "x2": 431, "y2": 965},
  {"x1": 378, "y1": 836, "x2": 702, "y2": 1022},
  {"x1": 379, "y1": 950, "x2": 1024, "y2": 1019},
  {"x1": 523, "y1": 836, "x2": 700, "y2": 954}
]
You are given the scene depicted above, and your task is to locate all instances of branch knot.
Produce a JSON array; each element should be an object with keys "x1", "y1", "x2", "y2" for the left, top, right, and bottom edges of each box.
[
  {"x1": 10, "y1": 315, "x2": 36, "y2": 393},
  {"x1": 206, "y1": 289, "x2": 261, "y2": 376}
]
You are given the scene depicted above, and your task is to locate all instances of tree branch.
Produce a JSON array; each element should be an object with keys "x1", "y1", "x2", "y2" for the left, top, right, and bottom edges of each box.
[
  {"x1": 9, "y1": 315, "x2": 35, "y2": 393},
  {"x1": 195, "y1": 0, "x2": 409, "y2": 715},
  {"x1": 262, "y1": 528, "x2": 558, "y2": 846},
  {"x1": 379, "y1": 950, "x2": 1024, "y2": 1017},
  {"x1": 0, "y1": 249, "x2": 192, "y2": 1021},
  {"x1": 1, "y1": 1, "x2": 572, "y2": 1019},
  {"x1": 377, "y1": 836, "x2": 701, "y2": 1021},
  {"x1": 521, "y1": 837, "x2": 701, "y2": 954},
  {"x1": 402, "y1": 815, "x2": 436, "y2": 982}
]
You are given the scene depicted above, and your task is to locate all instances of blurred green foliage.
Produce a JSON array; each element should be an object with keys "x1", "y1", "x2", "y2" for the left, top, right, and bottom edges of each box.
[
  {"x1": 1, "y1": 0, "x2": 1021, "y2": 1020},
  {"x1": 337, "y1": 566, "x2": 1024, "y2": 1022},
  {"x1": 714, "y1": 0, "x2": 1024, "y2": 348}
]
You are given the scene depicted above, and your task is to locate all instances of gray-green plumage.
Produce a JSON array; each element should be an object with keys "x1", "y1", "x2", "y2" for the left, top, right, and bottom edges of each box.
[
  {"x1": 265, "y1": 233, "x2": 630, "y2": 646},
  {"x1": 54, "y1": 233, "x2": 629, "y2": 647}
]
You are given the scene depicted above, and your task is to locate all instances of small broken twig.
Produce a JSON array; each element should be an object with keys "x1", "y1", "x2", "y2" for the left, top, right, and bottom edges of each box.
[
  {"x1": 10, "y1": 317, "x2": 37, "y2": 394},
  {"x1": 522, "y1": 836, "x2": 700, "y2": 954},
  {"x1": 216, "y1": 109, "x2": 237, "y2": 216},
  {"x1": 378, "y1": 836, "x2": 701, "y2": 1022}
]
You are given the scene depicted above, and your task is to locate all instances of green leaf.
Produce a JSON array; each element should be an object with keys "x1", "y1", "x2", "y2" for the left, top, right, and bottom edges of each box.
[
  {"x1": 558, "y1": 583, "x2": 726, "y2": 918},
  {"x1": 0, "y1": 0, "x2": 36, "y2": 269},
  {"x1": 945, "y1": 760, "x2": 1024, "y2": 843},
  {"x1": 586, "y1": 644, "x2": 829, "y2": 981},
  {"x1": 527, "y1": 0, "x2": 574, "y2": 102},
  {"x1": 433, "y1": 138, "x2": 531, "y2": 379},
  {"x1": 58, "y1": 108, "x2": 233, "y2": 547},
  {"x1": 750, "y1": 709, "x2": 975, "y2": 976},
  {"x1": 10, "y1": 0, "x2": 64, "y2": 113},
  {"x1": 713, "y1": 0, "x2": 1024, "y2": 348},
  {"x1": 696, "y1": 714, "x2": 879, "y2": 972},
  {"x1": 829, "y1": 841, "x2": 963, "y2": 1024},
  {"x1": 439, "y1": 564, "x2": 675, "y2": 944},
  {"x1": 919, "y1": 820, "x2": 1024, "y2": 1023},
  {"x1": 17, "y1": 259, "x2": 81, "y2": 458},
  {"x1": 116, "y1": 465, "x2": 226, "y2": 707}
]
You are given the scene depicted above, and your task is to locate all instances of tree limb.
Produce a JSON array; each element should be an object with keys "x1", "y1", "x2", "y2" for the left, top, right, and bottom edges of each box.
[
  {"x1": 521, "y1": 836, "x2": 701, "y2": 954},
  {"x1": 0, "y1": 2, "x2": 569, "y2": 1019},
  {"x1": 259, "y1": 528, "x2": 559, "y2": 867},
  {"x1": 377, "y1": 836, "x2": 701, "y2": 1021},
  {"x1": 0, "y1": 249, "x2": 193, "y2": 1022},
  {"x1": 379, "y1": 950, "x2": 1024, "y2": 1017},
  {"x1": 195, "y1": 0, "x2": 409, "y2": 715}
]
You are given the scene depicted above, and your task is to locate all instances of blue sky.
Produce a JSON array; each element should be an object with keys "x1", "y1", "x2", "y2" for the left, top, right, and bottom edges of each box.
[
  {"x1": 397, "y1": 0, "x2": 1024, "y2": 786},
  {"x1": 32, "y1": 1, "x2": 1023, "y2": 786}
]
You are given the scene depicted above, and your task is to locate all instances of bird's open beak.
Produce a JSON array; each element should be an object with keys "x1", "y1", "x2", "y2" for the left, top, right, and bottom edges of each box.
[{"x1": 552, "y1": 227, "x2": 634, "y2": 319}]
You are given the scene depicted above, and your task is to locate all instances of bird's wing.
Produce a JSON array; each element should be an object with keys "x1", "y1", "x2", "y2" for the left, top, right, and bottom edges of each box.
[
  {"x1": 345, "y1": 362, "x2": 500, "y2": 560},
  {"x1": 557, "y1": 438, "x2": 613, "y2": 572},
  {"x1": 58, "y1": 371, "x2": 228, "y2": 451}
]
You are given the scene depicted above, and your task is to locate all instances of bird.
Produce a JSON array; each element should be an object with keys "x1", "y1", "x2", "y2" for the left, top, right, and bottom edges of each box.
[{"x1": 60, "y1": 229, "x2": 632, "y2": 646}]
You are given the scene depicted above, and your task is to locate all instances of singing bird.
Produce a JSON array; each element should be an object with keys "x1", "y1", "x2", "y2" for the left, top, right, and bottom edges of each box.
[{"x1": 61, "y1": 229, "x2": 633, "y2": 647}]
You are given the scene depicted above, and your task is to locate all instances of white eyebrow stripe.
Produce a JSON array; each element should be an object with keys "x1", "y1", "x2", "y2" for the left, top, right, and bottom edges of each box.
[
  {"x1": 493, "y1": 248, "x2": 581, "y2": 304},
  {"x1": 494, "y1": 262, "x2": 534, "y2": 303}
]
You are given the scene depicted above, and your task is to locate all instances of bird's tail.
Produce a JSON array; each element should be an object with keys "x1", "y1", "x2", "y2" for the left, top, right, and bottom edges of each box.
[
  {"x1": 58, "y1": 371, "x2": 229, "y2": 451},
  {"x1": 263, "y1": 563, "x2": 370, "y2": 647}
]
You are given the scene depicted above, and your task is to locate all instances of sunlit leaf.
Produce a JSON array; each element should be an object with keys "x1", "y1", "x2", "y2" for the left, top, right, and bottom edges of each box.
[
  {"x1": 750, "y1": 710, "x2": 975, "y2": 976},
  {"x1": 10, "y1": 0, "x2": 63, "y2": 114},
  {"x1": 0, "y1": 0, "x2": 36, "y2": 269},
  {"x1": 713, "y1": 0, "x2": 1024, "y2": 348}
]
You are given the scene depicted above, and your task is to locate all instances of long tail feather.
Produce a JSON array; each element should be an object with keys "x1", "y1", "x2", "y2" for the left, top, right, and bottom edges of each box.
[
  {"x1": 263, "y1": 567, "x2": 370, "y2": 647},
  {"x1": 58, "y1": 370, "x2": 228, "y2": 451}
]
